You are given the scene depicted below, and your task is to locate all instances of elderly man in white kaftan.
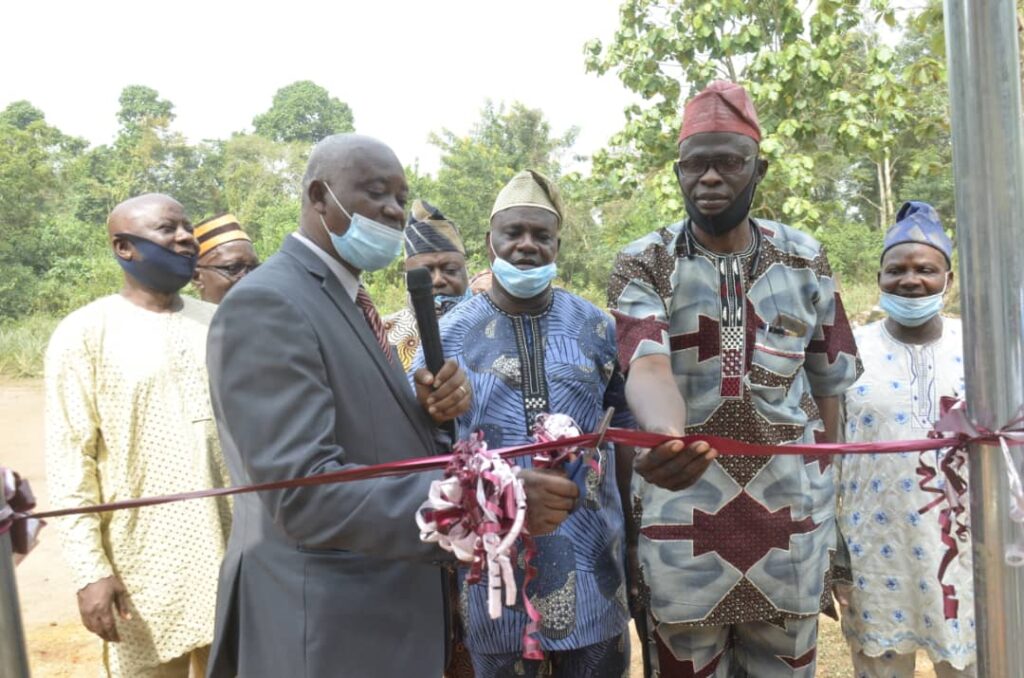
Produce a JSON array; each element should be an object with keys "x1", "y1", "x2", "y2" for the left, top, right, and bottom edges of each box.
[
  {"x1": 835, "y1": 202, "x2": 976, "y2": 678},
  {"x1": 45, "y1": 194, "x2": 231, "y2": 678}
]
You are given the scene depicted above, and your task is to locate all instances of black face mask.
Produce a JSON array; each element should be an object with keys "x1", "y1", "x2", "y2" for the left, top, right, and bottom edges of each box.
[{"x1": 680, "y1": 169, "x2": 759, "y2": 237}]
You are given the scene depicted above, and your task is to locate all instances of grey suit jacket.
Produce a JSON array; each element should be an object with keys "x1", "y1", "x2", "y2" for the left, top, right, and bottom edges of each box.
[{"x1": 206, "y1": 235, "x2": 448, "y2": 678}]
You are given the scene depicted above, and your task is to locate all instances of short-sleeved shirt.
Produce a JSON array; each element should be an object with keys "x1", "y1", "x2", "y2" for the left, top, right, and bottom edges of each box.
[
  {"x1": 412, "y1": 289, "x2": 633, "y2": 654},
  {"x1": 608, "y1": 218, "x2": 862, "y2": 626}
]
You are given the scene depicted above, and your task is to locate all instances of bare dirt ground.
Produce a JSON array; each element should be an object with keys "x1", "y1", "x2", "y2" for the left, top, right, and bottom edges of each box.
[
  {"x1": 2, "y1": 378, "x2": 937, "y2": 677},
  {"x1": 2, "y1": 379, "x2": 98, "y2": 677}
]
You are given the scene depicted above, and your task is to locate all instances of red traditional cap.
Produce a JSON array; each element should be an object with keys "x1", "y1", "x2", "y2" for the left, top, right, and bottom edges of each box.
[{"x1": 678, "y1": 80, "x2": 761, "y2": 144}]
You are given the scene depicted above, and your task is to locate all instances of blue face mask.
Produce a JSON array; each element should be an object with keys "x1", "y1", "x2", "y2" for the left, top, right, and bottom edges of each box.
[
  {"x1": 434, "y1": 289, "x2": 472, "y2": 316},
  {"x1": 490, "y1": 252, "x2": 557, "y2": 299},
  {"x1": 320, "y1": 183, "x2": 403, "y2": 272},
  {"x1": 114, "y1": 233, "x2": 197, "y2": 294},
  {"x1": 879, "y1": 275, "x2": 949, "y2": 327}
]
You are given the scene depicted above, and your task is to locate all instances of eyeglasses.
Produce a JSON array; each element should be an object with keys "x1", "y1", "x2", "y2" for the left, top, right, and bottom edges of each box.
[
  {"x1": 197, "y1": 262, "x2": 259, "y2": 280},
  {"x1": 675, "y1": 154, "x2": 755, "y2": 177}
]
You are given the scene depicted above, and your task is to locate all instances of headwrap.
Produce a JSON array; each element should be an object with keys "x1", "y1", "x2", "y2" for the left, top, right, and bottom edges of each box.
[
  {"x1": 678, "y1": 80, "x2": 761, "y2": 144},
  {"x1": 882, "y1": 201, "x2": 953, "y2": 264},
  {"x1": 490, "y1": 170, "x2": 564, "y2": 225},
  {"x1": 403, "y1": 200, "x2": 466, "y2": 257},
  {"x1": 195, "y1": 214, "x2": 251, "y2": 258}
]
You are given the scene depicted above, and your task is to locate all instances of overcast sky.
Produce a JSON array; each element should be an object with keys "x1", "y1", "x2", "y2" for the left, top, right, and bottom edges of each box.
[{"x1": 2, "y1": 0, "x2": 639, "y2": 173}]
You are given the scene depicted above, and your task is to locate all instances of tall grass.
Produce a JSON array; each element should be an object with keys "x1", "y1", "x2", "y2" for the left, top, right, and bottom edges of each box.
[
  {"x1": 838, "y1": 280, "x2": 882, "y2": 326},
  {"x1": 0, "y1": 315, "x2": 59, "y2": 378}
]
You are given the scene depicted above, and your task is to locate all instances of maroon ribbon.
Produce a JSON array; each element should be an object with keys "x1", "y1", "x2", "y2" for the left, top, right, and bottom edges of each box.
[
  {"x1": 8, "y1": 410, "x2": 1023, "y2": 654},
  {"x1": 915, "y1": 397, "x2": 1024, "y2": 619},
  {"x1": 21, "y1": 426, "x2": 1018, "y2": 523}
]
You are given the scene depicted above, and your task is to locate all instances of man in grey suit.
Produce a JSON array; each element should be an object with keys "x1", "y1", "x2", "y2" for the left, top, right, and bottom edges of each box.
[{"x1": 205, "y1": 134, "x2": 580, "y2": 677}]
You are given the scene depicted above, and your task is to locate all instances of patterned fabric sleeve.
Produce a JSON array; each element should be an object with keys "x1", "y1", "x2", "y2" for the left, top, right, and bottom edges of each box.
[
  {"x1": 606, "y1": 231, "x2": 677, "y2": 372},
  {"x1": 43, "y1": 315, "x2": 114, "y2": 591},
  {"x1": 803, "y1": 246, "x2": 863, "y2": 396},
  {"x1": 600, "y1": 312, "x2": 638, "y2": 429}
]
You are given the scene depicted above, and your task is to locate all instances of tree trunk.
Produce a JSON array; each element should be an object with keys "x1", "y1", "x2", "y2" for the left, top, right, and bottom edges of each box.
[
  {"x1": 875, "y1": 150, "x2": 895, "y2": 229},
  {"x1": 883, "y1": 148, "x2": 895, "y2": 228}
]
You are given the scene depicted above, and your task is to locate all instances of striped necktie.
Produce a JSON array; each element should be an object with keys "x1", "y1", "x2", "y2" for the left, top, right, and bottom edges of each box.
[{"x1": 355, "y1": 287, "x2": 394, "y2": 363}]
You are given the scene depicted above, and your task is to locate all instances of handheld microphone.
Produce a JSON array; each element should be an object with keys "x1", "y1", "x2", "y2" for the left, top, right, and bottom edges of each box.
[
  {"x1": 407, "y1": 267, "x2": 457, "y2": 442},
  {"x1": 408, "y1": 267, "x2": 444, "y2": 375}
]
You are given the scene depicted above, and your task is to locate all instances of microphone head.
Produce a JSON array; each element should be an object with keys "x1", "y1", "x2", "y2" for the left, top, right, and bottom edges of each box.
[{"x1": 407, "y1": 267, "x2": 433, "y2": 295}]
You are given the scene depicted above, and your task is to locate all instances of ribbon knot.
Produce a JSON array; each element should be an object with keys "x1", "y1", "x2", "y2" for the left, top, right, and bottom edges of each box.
[{"x1": 0, "y1": 468, "x2": 44, "y2": 558}]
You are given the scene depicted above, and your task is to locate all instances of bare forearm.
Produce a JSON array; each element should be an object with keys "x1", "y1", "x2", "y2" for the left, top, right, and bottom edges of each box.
[{"x1": 625, "y1": 354, "x2": 687, "y2": 435}]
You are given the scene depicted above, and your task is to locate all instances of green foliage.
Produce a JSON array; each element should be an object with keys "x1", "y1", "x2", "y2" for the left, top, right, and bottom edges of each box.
[
  {"x1": 585, "y1": 0, "x2": 951, "y2": 234},
  {"x1": 253, "y1": 81, "x2": 355, "y2": 144},
  {"x1": 0, "y1": 100, "x2": 45, "y2": 130},
  {"x1": 0, "y1": 4, "x2": 964, "y2": 376},
  {"x1": 816, "y1": 217, "x2": 885, "y2": 287},
  {"x1": 0, "y1": 315, "x2": 59, "y2": 378},
  {"x1": 116, "y1": 85, "x2": 174, "y2": 131}
]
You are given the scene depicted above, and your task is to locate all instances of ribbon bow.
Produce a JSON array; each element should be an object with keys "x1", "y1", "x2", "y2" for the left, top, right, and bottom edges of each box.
[
  {"x1": 0, "y1": 467, "x2": 44, "y2": 559},
  {"x1": 416, "y1": 432, "x2": 528, "y2": 646},
  {"x1": 416, "y1": 415, "x2": 589, "y2": 661}
]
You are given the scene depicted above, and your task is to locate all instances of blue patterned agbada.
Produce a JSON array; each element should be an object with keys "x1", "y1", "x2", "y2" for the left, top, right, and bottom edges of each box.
[{"x1": 411, "y1": 289, "x2": 633, "y2": 656}]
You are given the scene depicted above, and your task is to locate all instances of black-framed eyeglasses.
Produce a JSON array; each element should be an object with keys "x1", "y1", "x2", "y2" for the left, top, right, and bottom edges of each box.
[
  {"x1": 197, "y1": 262, "x2": 259, "y2": 280},
  {"x1": 675, "y1": 154, "x2": 756, "y2": 178}
]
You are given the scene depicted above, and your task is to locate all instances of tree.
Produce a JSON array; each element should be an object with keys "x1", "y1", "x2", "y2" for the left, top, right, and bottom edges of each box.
[
  {"x1": 583, "y1": 0, "x2": 934, "y2": 234},
  {"x1": 116, "y1": 85, "x2": 174, "y2": 133},
  {"x1": 0, "y1": 101, "x2": 45, "y2": 130},
  {"x1": 253, "y1": 81, "x2": 355, "y2": 144},
  {"x1": 0, "y1": 107, "x2": 94, "y2": 318},
  {"x1": 218, "y1": 133, "x2": 308, "y2": 256}
]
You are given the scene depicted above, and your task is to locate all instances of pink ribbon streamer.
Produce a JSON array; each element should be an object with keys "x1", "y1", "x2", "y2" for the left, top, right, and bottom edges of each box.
[
  {"x1": 418, "y1": 415, "x2": 587, "y2": 661},
  {"x1": 0, "y1": 468, "x2": 44, "y2": 558},
  {"x1": 916, "y1": 397, "x2": 1024, "y2": 618},
  {"x1": 416, "y1": 432, "x2": 527, "y2": 631}
]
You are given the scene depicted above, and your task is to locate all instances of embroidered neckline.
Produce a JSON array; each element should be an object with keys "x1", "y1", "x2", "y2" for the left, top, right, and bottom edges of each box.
[{"x1": 482, "y1": 288, "x2": 558, "y2": 320}]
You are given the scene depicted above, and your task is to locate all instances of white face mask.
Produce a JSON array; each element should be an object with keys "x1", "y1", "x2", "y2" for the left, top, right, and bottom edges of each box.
[{"x1": 320, "y1": 182, "x2": 403, "y2": 272}]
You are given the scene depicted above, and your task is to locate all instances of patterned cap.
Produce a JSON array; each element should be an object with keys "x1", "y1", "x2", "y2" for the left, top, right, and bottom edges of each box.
[
  {"x1": 195, "y1": 214, "x2": 250, "y2": 258},
  {"x1": 882, "y1": 201, "x2": 953, "y2": 264},
  {"x1": 404, "y1": 199, "x2": 465, "y2": 257},
  {"x1": 490, "y1": 170, "x2": 564, "y2": 225},
  {"x1": 679, "y1": 80, "x2": 761, "y2": 144}
]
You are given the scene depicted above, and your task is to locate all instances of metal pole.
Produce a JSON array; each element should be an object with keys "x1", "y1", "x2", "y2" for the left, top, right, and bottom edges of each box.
[
  {"x1": 944, "y1": 1, "x2": 1024, "y2": 675},
  {"x1": 0, "y1": 532, "x2": 30, "y2": 677}
]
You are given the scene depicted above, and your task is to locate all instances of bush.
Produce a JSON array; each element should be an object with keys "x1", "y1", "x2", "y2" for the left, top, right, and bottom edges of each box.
[
  {"x1": 816, "y1": 218, "x2": 885, "y2": 287},
  {"x1": 0, "y1": 315, "x2": 59, "y2": 378}
]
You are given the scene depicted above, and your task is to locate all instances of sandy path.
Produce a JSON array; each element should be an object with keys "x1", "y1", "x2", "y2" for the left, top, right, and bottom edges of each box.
[{"x1": 2, "y1": 378, "x2": 98, "y2": 676}]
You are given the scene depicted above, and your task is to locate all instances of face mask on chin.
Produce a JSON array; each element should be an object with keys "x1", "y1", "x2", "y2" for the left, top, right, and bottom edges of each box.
[
  {"x1": 879, "y1": 273, "x2": 950, "y2": 327},
  {"x1": 488, "y1": 240, "x2": 557, "y2": 300},
  {"x1": 114, "y1": 233, "x2": 197, "y2": 294},
  {"x1": 682, "y1": 171, "x2": 759, "y2": 237}
]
